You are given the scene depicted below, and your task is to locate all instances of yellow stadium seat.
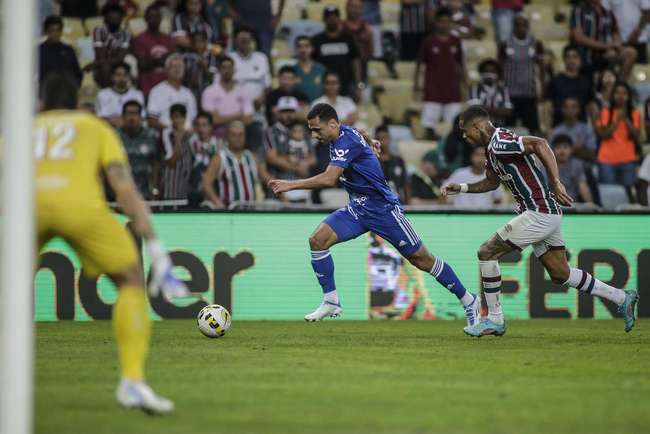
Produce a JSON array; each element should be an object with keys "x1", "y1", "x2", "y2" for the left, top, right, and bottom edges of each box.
[
  {"x1": 62, "y1": 17, "x2": 87, "y2": 39},
  {"x1": 126, "y1": 17, "x2": 147, "y2": 36},
  {"x1": 376, "y1": 79, "x2": 412, "y2": 122},
  {"x1": 633, "y1": 64, "x2": 650, "y2": 83},
  {"x1": 395, "y1": 61, "x2": 415, "y2": 81},
  {"x1": 368, "y1": 60, "x2": 390, "y2": 85},
  {"x1": 398, "y1": 140, "x2": 437, "y2": 167},
  {"x1": 85, "y1": 17, "x2": 104, "y2": 34},
  {"x1": 463, "y1": 40, "x2": 497, "y2": 63}
]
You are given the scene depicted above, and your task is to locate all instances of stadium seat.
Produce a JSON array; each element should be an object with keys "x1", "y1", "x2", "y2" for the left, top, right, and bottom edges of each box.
[
  {"x1": 379, "y1": 1, "x2": 400, "y2": 25},
  {"x1": 126, "y1": 17, "x2": 147, "y2": 36},
  {"x1": 398, "y1": 140, "x2": 437, "y2": 167},
  {"x1": 598, "y1": 184, "x2": 629, "y2": 210},
  {"x1": 395, "y1": 61, "x2": 415, "y2": 80},
  {"x1": 376, "y1": 79, "x2": 412, "y2": 122},
  {"x1": 368, "y1": 60, "x2": 390, "y2": 85},
  {"x1": 85, "y1": 17, "x2": 104, "y2": 34},
  {"x1": 273, "y1": 38, "x2": 292, "y2": 59},
  {"x1": 320, "y1": 188, "x2": 349, "y2": 208},
  {"x1": 63, "y1": 17, "x2": 87, "y2": 39},
  {"x1": 463, "y1": 40, "x2": 497, "y2": 63},
  {"x1": 356, "y1": 102, "x2": 383, "y2": 135}
]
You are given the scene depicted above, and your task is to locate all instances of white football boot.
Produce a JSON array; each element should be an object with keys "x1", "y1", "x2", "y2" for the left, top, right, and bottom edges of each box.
[
  {"x1": 304, "y1": 301, "x2": 343, "y2": 321},
  {"x1": 464, "y1": 293, "x2": 481, "y2": 327},
  {"x1": 116, "y1": 379, "x2": 174, "y2": 415}
]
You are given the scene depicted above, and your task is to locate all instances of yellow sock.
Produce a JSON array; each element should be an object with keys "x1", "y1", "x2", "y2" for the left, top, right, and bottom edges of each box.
[{"x1": 112, "y1": 286, "x2": 151, "y2": 381}]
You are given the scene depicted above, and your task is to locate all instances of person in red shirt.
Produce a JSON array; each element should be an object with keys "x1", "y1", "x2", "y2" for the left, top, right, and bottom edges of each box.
[
  {"x1": 414, "y1": 8, "x2": 466, "y2": 140},
  {"x1": 132, "y1": 3, "x2": 176, "y2": 96}
]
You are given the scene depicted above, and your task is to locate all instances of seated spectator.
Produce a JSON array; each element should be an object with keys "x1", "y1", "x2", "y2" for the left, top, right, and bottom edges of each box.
[
  {"x1": 499, "y1": 15, "x2": 544, "y2": 135},
  {"x1": 202, "y1": 121, "x2": 269, "y2": 209},
  {"x1": 312, "y1": 72, "x2": 359, "y2": 125},
  {"x1": 343, "y1": 0, "x2": 374, "y2": 83},
  {"x1": 132, "y1": 3, "x2": 176, "y2": 97},
  {"x1": 399, "y1": 0, "x2": 435, "y2": 61},
  {"x1": 637, "y1": 153, "x2": 650, "y2": 206},
  {"x1": 595, "y1": 81, "x2": 641, "y2": 195},
  {"x1": 545, "y1": 44, "x2": 594, "y2": 126},
  {"x1": 118, "y1": 100, "x2": 160, "y2": 199},
  {"x1": 468, "y1": 59, "x2": 512, "y2": 127},
  {"x1": 92, "y1": 3, "x2": 131, "y2": 88},
  {"x1": 444, "y1": 146, "x2": 504, "y2": 208},
  {"x1": 376, "y1": 125, "x2": 408, "y2": 204},
  {"x1": 230, "y1": 0, "x2": 285, "y2": 57},
  {"x1": 550, "y1": 97, "x2": 597, "y2": 162},
  {"x1": 188, "y1": 111, "x2": 221, "y2": 206},
  {"x1": 591, "y1": 67, "x2": 617, "y2": 114},
  {"x1": 147, "y1": 54, "x2": 198, "y2": 130},
  {"x1": 603, "y1": 0, "x2": 650, "y2": 64},
  {"x1": 264, "y1": 97, "x2": 315, "y2": 202},
  {"x1": 172, "y1": 0, "x2": 216, "y2": 51},
  {"x1": 158, "y1": 104, "x2": 193, "y2": 200},
  {"x1": 265, "y1": 66, "x2": 309, "y2": 124},
  {"x1": 294, "y1": 36, "x2": 327, "y2": 102},
  {"x1": 183, "y1": 31, "x2": 219, "y2": 102},
  {"x1": 414, "y1": 8, "x2": 465, "y2": 140},
  {"x1": 491, "y1": 0, "x2": 524, "y2": 43},
  {"x1": 570, "y1": 0, "x2": 637, "y2": 80},
  {"x1": 95, "y1": 62, "x2": 145, "y2": 128},
  {"x1": 312, "y1": 5, "x2": 362, "y2": 100},
  {"x1": 409, "y1": 151, "x2": 443, "y2": 205},
  {"x1": 201, "y1": 56, "x2": 254, "y2": 139},
  {"x1": 38, "y1": 15, "x2": 82, "y2": 89},
  {"x1": 552, "y1": 134, "x2": 595, "y2": 205}
]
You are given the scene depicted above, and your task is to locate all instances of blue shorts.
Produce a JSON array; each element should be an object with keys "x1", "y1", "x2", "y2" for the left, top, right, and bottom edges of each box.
[{"x1": 323, "y1": 205, "x2": 422, "y2": 256}]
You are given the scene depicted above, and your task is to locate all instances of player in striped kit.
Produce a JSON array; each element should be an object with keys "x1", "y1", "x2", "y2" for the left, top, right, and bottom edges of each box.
[{"x1": 442, "y1": 106, "x2": 638, "y2": 337}]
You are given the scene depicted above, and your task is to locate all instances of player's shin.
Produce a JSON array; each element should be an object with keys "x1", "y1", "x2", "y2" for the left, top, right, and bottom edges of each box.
[
  {"x1": 430, "y1": 257, "x2": 474, "y2": 306},
  {"x1": 564, "y1": 268, "x2": 626, "y2": 305},
  {"x1": 112, "y1": 286, "x2": 151, "y2": 381},
  {"x1": 480, "y1": 260, "x2": 504, "y2": 324},
  {"x1": 311, "y1": 250, "x2": 339, "y2": 305}
]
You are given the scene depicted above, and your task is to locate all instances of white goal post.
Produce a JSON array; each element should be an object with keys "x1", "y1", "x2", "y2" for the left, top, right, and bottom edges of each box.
[{"x1": 0, "y1": 0, "x2": 36, "y2": 433}]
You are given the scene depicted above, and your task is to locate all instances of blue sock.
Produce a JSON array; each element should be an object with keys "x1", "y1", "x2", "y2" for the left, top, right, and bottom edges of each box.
[
  {"x1": 311, "y1": 250, "x2": 338, "y2": 303},
  {"x1": 430, "y1": 257, "x2": 470, "y2": 301}
]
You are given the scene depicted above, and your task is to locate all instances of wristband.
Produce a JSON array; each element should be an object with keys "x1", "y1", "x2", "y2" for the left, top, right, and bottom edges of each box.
[{"x1": 459, "y1": 183, "x2": 469, "y2": 193}]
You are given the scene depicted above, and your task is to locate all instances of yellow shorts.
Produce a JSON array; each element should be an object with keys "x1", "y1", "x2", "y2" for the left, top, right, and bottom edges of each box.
[{"x1": 37, "y1": 203, "x2": 139, "y2": 277}]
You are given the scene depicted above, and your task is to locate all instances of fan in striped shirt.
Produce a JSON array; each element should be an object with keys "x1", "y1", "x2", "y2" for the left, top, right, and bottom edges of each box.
[{"x1": 442, "y1": 105, "x2": 639, "y2": 337}]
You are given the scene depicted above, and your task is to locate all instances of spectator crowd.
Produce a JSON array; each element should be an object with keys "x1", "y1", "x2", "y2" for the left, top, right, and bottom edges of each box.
[{"x1": 37, "y1": 0, "x2": 650, "y2": 210}]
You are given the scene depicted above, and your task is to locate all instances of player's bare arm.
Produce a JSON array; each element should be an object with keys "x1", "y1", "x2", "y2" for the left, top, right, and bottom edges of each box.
[
  {"x1": 521, "y1": 136, "x2": 574, "y2": 206},
  {"x1": 441, "y1": 167, "x2": 500, "y2": 196},
  {"x1": 269, "y1": 165, "x2": 344, "y2": 195}
]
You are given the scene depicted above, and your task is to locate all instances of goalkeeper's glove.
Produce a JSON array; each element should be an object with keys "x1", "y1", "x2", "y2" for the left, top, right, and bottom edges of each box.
[{"x1": 147, "y1": 239, "x2": 189, "y2": 300}]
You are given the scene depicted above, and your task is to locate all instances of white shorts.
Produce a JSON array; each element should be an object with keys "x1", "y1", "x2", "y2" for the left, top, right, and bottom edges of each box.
[
  {"x1": 421, "y1": 102, "x2": 463, "y2": 128},
  {"x1": 496, "y1": 210, "x2": 565, "y2": 257}
]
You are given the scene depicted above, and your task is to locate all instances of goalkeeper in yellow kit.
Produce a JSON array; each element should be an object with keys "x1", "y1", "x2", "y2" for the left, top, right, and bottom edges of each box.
[{"x1": 35, "y1": 74, "x2": 187, "y2": 414}]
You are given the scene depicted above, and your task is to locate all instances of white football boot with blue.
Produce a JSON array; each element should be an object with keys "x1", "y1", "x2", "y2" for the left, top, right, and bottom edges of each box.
[
  {"x1": 116, "y1": 379, "x2": 174, "y2": 415},
  {"x1": 464, "y1": 293, "x2": 481, "y2": 327},
  {"x1": 304, "y1": 301, "x2": 343, "y2": 321},
  {"x1": 463, "y1": 317, "x2": 507, "y2": 337},
  {"x1": 618, "y1": 290, "x2": 639, "y2": 332}
]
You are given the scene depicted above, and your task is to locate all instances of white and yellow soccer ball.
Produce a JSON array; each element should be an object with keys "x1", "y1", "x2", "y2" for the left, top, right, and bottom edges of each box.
[{"x1": 197, "y1": 304, "x2": 231, "y2": 338}]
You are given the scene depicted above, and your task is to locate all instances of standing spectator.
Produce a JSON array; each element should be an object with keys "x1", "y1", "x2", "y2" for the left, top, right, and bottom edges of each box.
[
  {"x1": 202, "y1": 121, "x2": 267, "y2": 209},
  {"x1": 552, "y1": 134, "x2": 595, "y2": 204},
  {"x1": 132, "y1": 3, "x2": 176, "y2": 97},
  {"x1": 182, "y1": 31, "x2": 219, "y2": 102},
  {"x1": 595, "y1": 81, "x2": 641, "y2": 195},
  {"x1": 205, "y1": 0, "x2": 231, "y2": 46},
  {"x1": 172, "y1": 0, "x2": 216, "y2": 51},
  {"x1": 362, "y1": 0, "x2": 383, "y2": 58},
  {"x1": 443, "y1": 146, "x2": 504, "y2": 208},
  {"x1": 312, "y1": 5, "x2": 363, "y2": 100},
  {"x1": 442, "y1": 113, "x2": 472, "y2": 170},
  {"x1": 188, "y1": 111, "x2": 221, "y2": 206},
  {"x1": 603, "y1": 0, "x2": 650, "y2": 64},
  {"x1": 343, "y1": 0, "x2": 374, "y2": 83},
  {"x1": 229, "y1": 0, "x2": 286, "y2": 58},
  {"x1": 491, "y1": 0, "x2": 523, "y2": 43},
  {"x1": 312, "y1": 72, "x2": 359, "y2": 125},
  {"x1": 409, "y1": 151, "x2": 443, "y2": 205},
  {"x1": 570, "y1": 0, "x2": 637, "y2": 80},
  {"x1": 38, "y1": 15, "x2": 82, "y2": 89},
  {"x1": 95, "y1": 62, "x2": 145, "y2": 129},
  {"x1": 637, "y1": 153, "x2": 650, "y2": 205},
  {"x1": 147, "y1": 54, "x2": 198, "y2": 130},
  {"x1": 294, "y1": 36, "x2": 328, "y2": 102},
  {"x1": 499, "y1": 15, "x2": 544, "y2": 135},
  {"x1": 376, "y1": 125, "x2": 408, "y2": 203},
  {"x1": 201, "y1": 56, "x2": 255, "y2": 139},
  {"x1": 118, "y1": 100, "x2": 160, "y2": 199},
  {"x1": 467, "y1": 59, "x2": 512, "y2": 127},
  {"x1": 550, "y1": 97, "x2": 597, "y2": 162},
  {"x1": 545, "y1": 44, "x2": 594, "y2": 126},
  {"x1": 399, "y1": 0, "x2": 435, "y2": 61},
  {"x1": 92, "y1": 3, "x2": 131, "y2": 88},
  {"x1": 414, "y1": 8, "x2": 466, "y2": 140},
  {"x1": 264, "y1": 97, "x2": 315, "y2": 202},
  {"x1": 159, "y1": 104, "x2": 193, "y2": 200},
  {"x1": 265, "y1": 66, "x2": 310, "y2": 124}
]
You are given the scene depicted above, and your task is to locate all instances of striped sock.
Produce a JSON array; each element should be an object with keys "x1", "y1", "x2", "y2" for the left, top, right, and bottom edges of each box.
[
  {"x1": 565, "y1": 268, "x2": 626, "y2": 305},
  {"x1": 311, "y1": 250, "x2": 339, "y2": 304},
  {"x1": 480, "y1": 260, "x2": 503, "y2": 324},
  {"x1": 430, "y1": 257, "x2": 471, "y2": 305}
]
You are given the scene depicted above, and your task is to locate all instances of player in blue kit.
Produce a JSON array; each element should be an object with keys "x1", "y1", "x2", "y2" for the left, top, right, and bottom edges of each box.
[{"x1": 268, "y1": 103, "x2": 480, "y2": 324}]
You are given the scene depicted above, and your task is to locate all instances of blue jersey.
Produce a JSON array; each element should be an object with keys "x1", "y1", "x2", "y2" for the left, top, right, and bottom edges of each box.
[{"x1": 328, "y1": 125, "x2": 400, "y2": 212}]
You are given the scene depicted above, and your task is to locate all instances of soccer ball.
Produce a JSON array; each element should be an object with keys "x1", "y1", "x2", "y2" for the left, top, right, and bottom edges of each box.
[{"x1": 197, "y1": 304, "x2": 231, "y2": 338}]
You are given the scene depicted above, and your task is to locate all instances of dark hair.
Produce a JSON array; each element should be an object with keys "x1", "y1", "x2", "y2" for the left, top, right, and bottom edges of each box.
[
  {"x1": 551, "y1": 134, "x2": 573, "y2": 148},
  {"x1": 478, "y1": 58, "x2": 502, "y2": 77},
  {"x1": 607, "y1": 81, "x2": 635, "y2": 126},
  {"x1": 324, "y1": 70, "x2": 340, "y2": 82},
  {"x1": 176, "y1": 0, "x2": 207, "y2": 20},
  {"x1": 374, "y1": 125, "x2": 389, "y2": 135},
  {"x1": 596, "y1": 67, "x2": 617, "y2": 93},
  {"x1": 278, "y1": 65, "x2": 297, "y2": 76},
  {"x1": 562, "y1": 44, "x2": 580, "y2": 58},
  {"x1": 144, "y1": 2, "x2": 162, "y2": 17},
  {"x1": 122, "y1": 99, "x2": 143, "y2": 115},
  {"x1": 234, "y1": 26, "x2": 254, "y2": 38},
  {"x1": 101, "y1": 3, "x2": 125, "y2": 18},
  {"x1": 43, "y1": 15, "x2": 63, "y2": 32},
  {"x1": 111, "y1": 61, "x2": 130, "y2": 75},
  {"x1": 289, "y1": 119, "x2": 306, "y2": 130},
  {"x1": 195, "y1": 110, "x2": 213, "y2": 123},
  {"x1": 218, "y1": 55, "x2": 234, "y2": 68},
  {"x1": 435, "y1": 7, "x2": 453, "y2": 19},
  {"x1": 170, "y1": 103, "x2": 187, "y2": 117},
  {"x1": 460, "y1": 105, "x2": 490, "y2": 124},
  {"x1": 307, "y1": 103, "x2": 339, "y2": 123},
  {"x1": 41, "y1": 73, "x2": 79, "y2": 110},
  {"x1": 295, "y1": 35, "x2": 311, "y2": 47},
  {"x1": 190, "y1": 30, "x2": 208, "y2": 41}
]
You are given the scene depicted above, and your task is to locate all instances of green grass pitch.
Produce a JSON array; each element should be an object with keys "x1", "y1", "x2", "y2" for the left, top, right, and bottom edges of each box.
[{"x1": 36, "y1": 320, "x2": 650, "y2": 434}]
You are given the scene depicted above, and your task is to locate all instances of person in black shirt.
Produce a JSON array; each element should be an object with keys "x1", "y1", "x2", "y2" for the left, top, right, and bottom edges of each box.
[
  {"x1": 38, "y1": 15, "x2": 82, "y2": 89},
  {"x1": 409, "y1": 150, "x2": 443, "y2": 205},
  {"x1": 264, "y1": 65, "x2": 309, "y2": 124},
  {"x1": 311, "y1": 5, "x2": 363, "y2": 100},
  {"x1": 376, "y1": 125, "x2": 408, "y2": 203}
]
